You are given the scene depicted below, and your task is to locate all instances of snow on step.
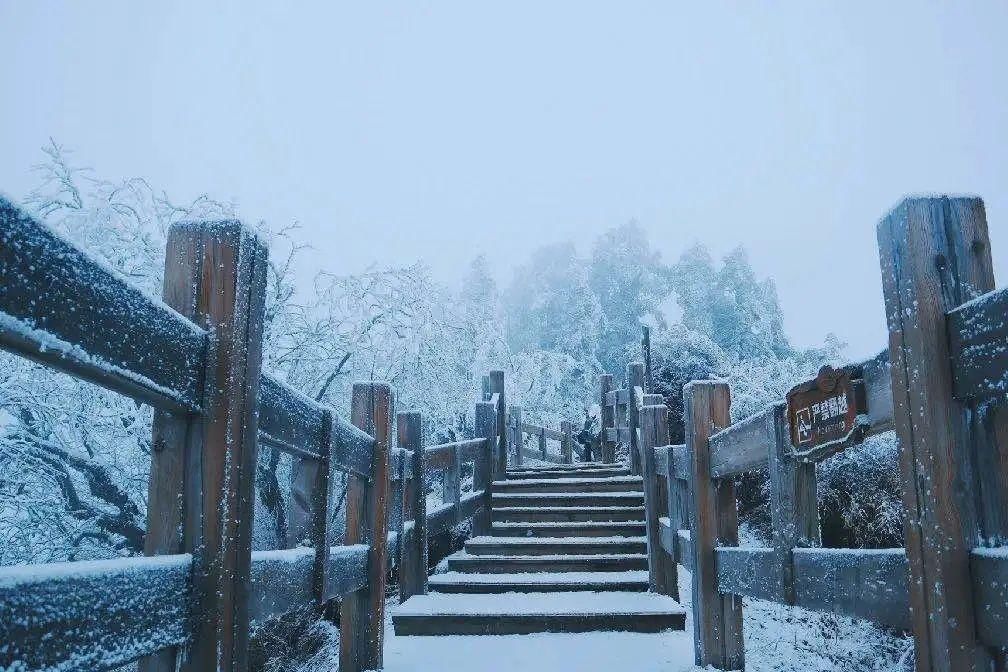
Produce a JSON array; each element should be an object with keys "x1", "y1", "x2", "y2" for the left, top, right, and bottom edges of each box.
[
  {"x1": 465, "y1": 535, "x2": 647, "y2": 556},
  {"x1": 446, "y1": 550, "x2": 649, "y2": 573},
  {"x1": 492, "y1": 492, "x2": 644, "y2": 508},
  {"x1": 493, "y1": 506, "x2": 645, "y2": 523},
  {"x1": 507, "y1": 462, "x2": 611, "y2": 471},
  {"x1": 490, "y1": 521, "x2": 646, "y2": 537},
  {"x1": 493, "y1": 476, "x2": 643, "y2": 493},
  {"x1": 505, "y1": 468, "x2": 631, "y2": 480},
  {"x1": 428, "y1": 570, "x2": 650, "y2": 594},
  {"x1": 391, "y1": 591, "x2": 686, "y2": 635}
]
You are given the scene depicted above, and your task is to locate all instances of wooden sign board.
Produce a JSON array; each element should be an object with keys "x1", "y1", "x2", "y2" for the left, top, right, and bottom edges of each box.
[{"x1": 787, "y1": 365, "x2": 866, "y2": 450}]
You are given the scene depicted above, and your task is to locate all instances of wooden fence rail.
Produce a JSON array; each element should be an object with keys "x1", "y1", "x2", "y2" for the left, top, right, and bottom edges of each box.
[
  {"x1": 628, "y1": 195, "x2": 1008, "y2": 672},
  {"x1": 0, "y1": 197, "x2": 509, "y2": 672},
  {"x1": 507, "y1": 413, "x2": 578, "y2": 465}
]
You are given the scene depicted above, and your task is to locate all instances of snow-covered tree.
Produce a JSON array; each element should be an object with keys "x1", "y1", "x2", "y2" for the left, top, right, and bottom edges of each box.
[
  {"x1": 589, "y1": 220, "x2": 669, "y2": 376},
  {"x1": 505, "y1": 242, "x2": 602, "y2": 368}
]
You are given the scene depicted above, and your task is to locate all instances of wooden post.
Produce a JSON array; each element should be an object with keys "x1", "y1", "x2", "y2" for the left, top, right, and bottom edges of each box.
[
  {"x1": 640, "y1": 404, "x2": 676, "y2": 596},
  {"x1": 642, "y1": 325, "x2": 653, "y2": 393},
  {"x1": 511, "y1": 406, "x2": 523, "y2": 468},
  {"x1": 685, "y1": 380, "x2": 744, "y2": 670},
  {"x1": 398, "y1": 412, "x2": 427, "y2": 601},
  {"x1": 600, "y1": 374, "x2": 615, "y2": 464},
  {"x1": 539, "y1": 426, "x2": 547, "y2": 460},
  {"x1": 766, "y1": 403, "x2": 819, "y2": 605},
  {"x1": 481, "y1": 375, "x2": 491, "y2": 401},
  {"x1": 443, "y1": 441, "x2": 461, "y2": 524},
  {"x1": 388, "y1": 442, "x2": 406, "y2": 582},
  {"x1": 340, "y1": 383, "x2": 393, "y2": 672},
  {"x1": 627, "y1": 362, "x2": 645, "y2": 475},
  {"x1": 489, "y1": 370, "x2": 507, "y2": 475},
  {"x1": 561, "y1": 420, "x2": 573, "y2": 464},
  {"x1": 143, "y1": 221, "x2": 268, "y2": 672},
  {"x1": 287, "y1": 411, "x2": 333, "y2": 609},
  {"x1": 666, "y1": 448, "x2": 689, "y2": 600},
  {"x1": 474, "y1": 401, "x2": 496, "y2": 536},
  {"x1": 878, "y1": 196, "x2": 1006, "y2": 672}
]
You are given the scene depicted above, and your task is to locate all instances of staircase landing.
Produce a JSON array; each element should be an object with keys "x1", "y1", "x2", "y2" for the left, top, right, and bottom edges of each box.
[{"x1": 391, "y1": 462, "x2": 685, "y2": 636}]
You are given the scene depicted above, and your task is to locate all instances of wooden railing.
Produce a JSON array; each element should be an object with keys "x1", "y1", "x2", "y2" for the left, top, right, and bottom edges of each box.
[
  {"x1": 630, "y1": 196, "x2": 1008, "y2": 671},
  {"x1": 506, "y1": 408, "x2": 577, "y2": 466},
  {"x1": 0, "y1": 197, "x2": 508, "y2": 672}
]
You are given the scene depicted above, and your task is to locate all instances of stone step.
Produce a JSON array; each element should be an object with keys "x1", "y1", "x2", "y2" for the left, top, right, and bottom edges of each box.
[
  {"x1": 505, "y1": 467, "x2": 630, "y2": 480},
  {"x1": 507, "y1": 462, "x2": 611, "y2": 471},
  {"x1": 445, "y1": 551, "x2": 648, "y2": 573},
  {"x1": 490, "y1": 521, "x2": 647, "y2": 537},
  {"x1": 427, "y1": 570, "x2": 650, "y2": 594},
  {"x1": 493, "y1": 476, "x2": 643, "y2": 493},
  {"x1": 492, "y1": 506, "x2": 645, "y2": 523},
  {"x1": 492, "y1": 492, "x2": 643, "y2": 508},
  {"x1": 464, "y1": 536, "x2": 647, "y2": 556},
  {"x1": 391, "y1": 591, "x2": 686, "y2": 635}
]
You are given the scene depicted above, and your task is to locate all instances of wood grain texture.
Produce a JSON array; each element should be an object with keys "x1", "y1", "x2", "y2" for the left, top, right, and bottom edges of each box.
[
  {"x1": 473, "y1": 403, "x2": 496, "y2": 536},
  {"x1": 685, "y1": 380, "x2": 743, "y2": 670},
  {"x1": 948, "y1": 286, "x2": 1008, "y2": 401},
  {"x1": 793, "y1": 548, "x2": 909, "y2": 630},
  {"x1": 640, "y1": 405, "x2": 676, "y2": 596},
  {"x1": 767, "y1": 403, "x2": 820, "y2": 605},
  {"x1": 599, "y1": 375, "x2": 615, "y2": 463},
  {"x1": 340, "y1": 383, "x2": 392, "y2": 672},
  {"x1": 0, "y1": 554, "x2": 192, "y2": 672},
  {"x1": 561, "y1": 420, "x2": 573, "y2": 464},
  {"x1": 708, "y1": 407, "x2": 773, "y2": 478},
  {"x1": 878, "y1": 196, "x2": 1000, "y2": 672},
  {"x1": 0, "y1": 198, "x2": 206, "y2": 413},
  {"x1": 145, "y1": 221, "x2": 268, "y2": 672},
  {"x1": 522, "y1": 423, "x2": 565, "y2": 442},
  {"x1": 715, "y1": 547, "x2": 778, "y2": 601},
  {"x1": 490, "y1": 370, "x2": 508, "y2": 473},
  {"x1": 258, "y1": 374, "x2": 326, "y2": 459},
  {"x1": 627, "y1": 363, "x2": 645, "y2": 474},
  {"x1": 442, "y1": 441, "x2": 462, "y2": 526},
  {"x1": 861, "y1": 349, "x2": 894, "y2": 436},
  {"x1": 286, "y1": 409, "x2": 332, "y2": 608},
  {"x1": 971, "y1": 548, "x2": 1008, "y2": 647},
  {"x1": 398, "y1": 412, "x2": 427, "y2": 600},
  {"x1": 510, "y1": 404, "x2": 523, "y2": 469}
]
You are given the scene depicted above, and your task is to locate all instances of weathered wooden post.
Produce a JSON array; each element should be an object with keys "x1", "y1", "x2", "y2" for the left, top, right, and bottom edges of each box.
[
  {"x1": 878, "y1": 196, "x2": 1008, "y2": 672},
  {"x1": 685, "y1": 380, "x2": 743, "y2": 670},
  {"x1": 287, "y1": 411, "x2": 333, "y2": 608},
  {"x1": 600, "y1": 374, "x2": 615, "y2": 464},
  {"x1": 642, "y1": 325, "x2": 653, "y2": 393},
  {"x1": 143, "y1": 221, "x2": 268, "y2": 672},
  {"x1": 640, "y1": 403, "x2": 676, "y2": 595},
  {"x1": 474, "y1": 400, "x2": 496, "y2": 536},
  {"x1": 539, "y1": 425, "x2": 547, "y2": 460},
  {"x1": 340, "y1": 383, "x2": 393, "y2": 672},
  {"x1": 665, "y1": 443, "x2": 688, "y2": 601},
  {"x1": 387, "y1": 440, "x2": 406, "y2": 583},
  {"x1": 766, "y1": 402, "x2": 819, "y2": 605},
  {"x1": 489, "y1": 370, "x2": 508, "y2": 475},
  {"x1": 627, "y1": 362, "x2": 645, "y2": 475},
  {"x1": 561, "y1": 420, "x2": 573, "y2": 464},
  {"x1": 443, "y1": 439, "x2": 461, "y2": 525},
  {"x1": 511, "y1": 406, "x2": 524, "y2": 468},
  {"x1": 398, "y1": 412, "x2": 427, "y2": 601}
]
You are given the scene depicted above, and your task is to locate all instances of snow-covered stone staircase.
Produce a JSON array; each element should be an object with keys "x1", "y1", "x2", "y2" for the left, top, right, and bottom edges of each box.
[{"x1": 391, "y1": 462, "x2": 686, "y2": 635}]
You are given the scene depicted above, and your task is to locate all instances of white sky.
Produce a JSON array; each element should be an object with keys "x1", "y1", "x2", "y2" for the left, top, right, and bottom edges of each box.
[{"x1": 2, "y1": 2, "x2": 1006, "y2": 359}]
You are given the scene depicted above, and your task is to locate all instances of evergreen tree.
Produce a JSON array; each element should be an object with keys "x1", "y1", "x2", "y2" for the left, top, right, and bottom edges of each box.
[{"x1": 589, "y1": 221, "x2": 669, "y2": 376}]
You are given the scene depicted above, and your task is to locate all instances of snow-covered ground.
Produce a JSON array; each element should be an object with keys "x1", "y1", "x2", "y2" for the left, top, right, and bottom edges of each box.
[
  {"x1": 380, "y1": 569, "x2": 913, "y2": 672},
  {"x1": 382, "y1": 627, "x2": 696, "y2": 672}
]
